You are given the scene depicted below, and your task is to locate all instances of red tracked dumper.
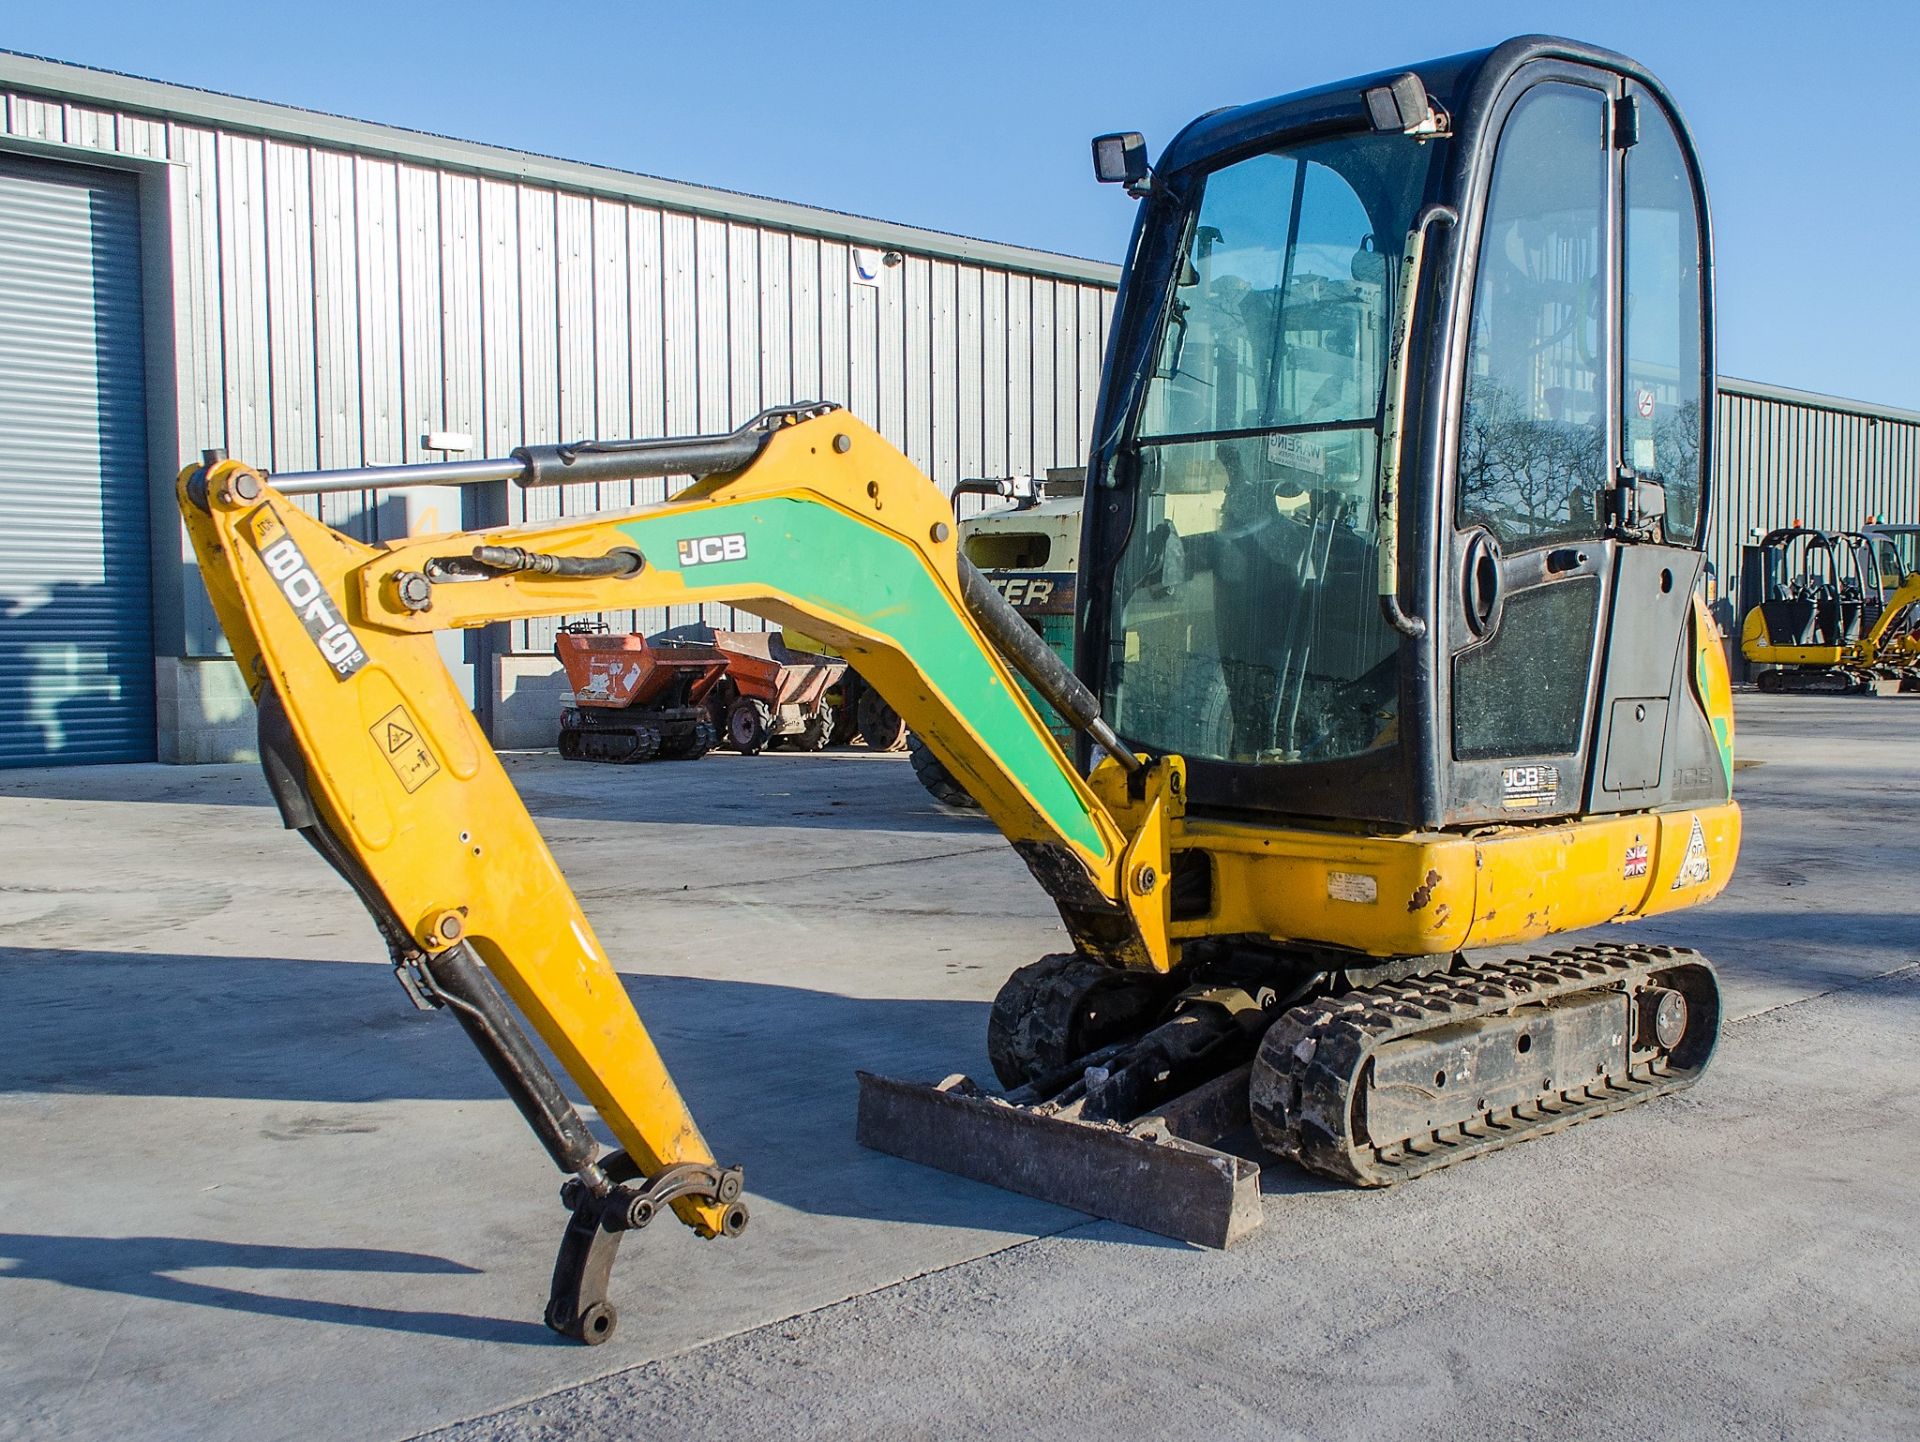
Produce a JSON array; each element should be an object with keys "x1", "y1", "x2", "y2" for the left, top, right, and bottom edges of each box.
[{"x1": 554, "y1": 622, "x2": 729, "y2": 762}]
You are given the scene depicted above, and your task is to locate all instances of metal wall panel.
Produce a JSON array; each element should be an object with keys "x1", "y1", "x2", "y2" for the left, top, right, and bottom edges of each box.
[
  {"x1": 759, "y1": 229, "x2": 791, "y2": 414},
  {"x1": 875, "y1": 248, "x2": 905, "y2": 450},
  {"x1": 628, "y1": 205, "x2": 665, "y2": 440},
  {"x1": 396, "y1": 165, "x2": 443, "y2": 470},
  {"x1": 553, "y1": 191, "x2": 598, "y2": 530},
  {"x1": 1710, "y1": 380, "x2": 1920, "y2": 625},
  {"x1": 981, "y1": 270, "x2": 1007, "y2": 478},
  {"x1": 2, "y1": 80, "x2": 1119, "y2": 676},
  {"x1": 956, "y1": 265, "x2": 983, "y2": 481},
  {"x1": 788, "y1": 234, "x2": 819, "y2": 403},
  {"x1": 438, "y1": 172, "x2": 484, "y2": 452},
  {"x1": 694, "y1": 215, "x2": 730, "y2": 435},
  {"x1": 1029, "y1": 278, "x2": 1054, "y2": 477},
  {"x1": 819, "y1": 239, "x2": 850, "y2": 414},
  {"x1": 932, "y1": 260, "x2": 958, "y2": 486},
  {"x1": 1053, "y1": 282, "x2": 1078, "y2": 464},
  {"x1": 0, "y1": 156, "x2": 153, "y2": 764},
  {"x1": 169, "y1": 124, "x2": 221, "y2": 477},
  {"x1": 1005, "y1": 272, "x2": 1031, "y2": 477},
  {"x1": 310, "y1": 147, "x2": 363, "y2": 528},
  {"x1": 903, "y1": 255, "x2": 931, "y2": 475},
  {"x1": 476, "y1": 178, "x2": 521, "y2": 456},
  {"x1": 263, "y1": 141, "x2": 317, "y2": 472}
]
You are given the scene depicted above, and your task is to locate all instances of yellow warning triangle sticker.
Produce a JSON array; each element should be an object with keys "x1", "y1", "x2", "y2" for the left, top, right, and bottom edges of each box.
[
  {"x1": 1671, "y1": 815, "x2": 1711, "y2": 890},
  {"x1": 385, "y1": 720, "x2": 414, "y2": 753}
]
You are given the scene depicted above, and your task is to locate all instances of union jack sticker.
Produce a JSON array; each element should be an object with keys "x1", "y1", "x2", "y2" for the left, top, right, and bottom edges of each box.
[{"x1": 1623, "y1": 843, "x2": 1650, "y2": 879}]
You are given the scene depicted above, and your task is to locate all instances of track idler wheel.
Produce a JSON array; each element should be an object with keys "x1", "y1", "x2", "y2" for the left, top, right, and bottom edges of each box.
[{"x1": 987, "y1": 952, "x2": 1177, "y2": 1090}]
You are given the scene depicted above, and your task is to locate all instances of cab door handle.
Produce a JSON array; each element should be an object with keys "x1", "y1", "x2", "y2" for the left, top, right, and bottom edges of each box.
[{"x1": 1463, "y1": 528, "x2": 1503, "y2": 638}]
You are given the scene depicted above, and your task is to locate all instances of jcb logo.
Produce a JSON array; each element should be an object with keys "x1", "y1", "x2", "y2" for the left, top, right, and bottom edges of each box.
[
  {"x1": 677, "y1": 533, "x2": 748, "y2": 567},
  {"x1": 1499, "y1": 763, "x2": 1559, "y2": 810}
]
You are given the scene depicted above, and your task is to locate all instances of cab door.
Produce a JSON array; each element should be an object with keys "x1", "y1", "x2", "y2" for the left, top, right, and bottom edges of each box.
[
  {"x1": 1444, "y1": 71, "x2": 1619, "y2": 823},
  {"x1": 1442, "y1": 66, "x2": 1714, "y2": 824},
  {"x1": 1586, "y1": 81, "x2": 1713, "y2": 812}
]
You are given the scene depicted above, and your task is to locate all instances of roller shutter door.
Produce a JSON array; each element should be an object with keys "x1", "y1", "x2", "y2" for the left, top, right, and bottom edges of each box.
[{"x1": 0, "y1": 155, "x2": 153, "y2": 766}]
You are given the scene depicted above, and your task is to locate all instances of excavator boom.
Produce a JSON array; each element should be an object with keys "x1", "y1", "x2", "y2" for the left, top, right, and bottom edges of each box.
[{"x1": 179, "y1": 403, "x2": 1188, "y2": 1339}]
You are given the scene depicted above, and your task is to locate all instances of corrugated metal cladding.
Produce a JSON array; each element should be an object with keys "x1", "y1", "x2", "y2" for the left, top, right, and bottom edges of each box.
[
  {"x1": 1711, "y1": 378, "x2": 1920, "y2": 611},
  {"x1": 0, "y1": 85, "x2": 1117, "y2": 658},
  {"x1": 0, "y1": 153, "x2": 152, "y2": 766}
]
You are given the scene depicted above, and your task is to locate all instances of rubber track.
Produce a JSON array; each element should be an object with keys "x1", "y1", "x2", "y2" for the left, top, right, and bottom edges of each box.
[
  {"x1": 1249, "y1": 942, "x2": 1717, "y2": 1187},
  {"x1": 987, "y1": 953, "x2": 1106, "y2": 1089},
  {"x1": 559, "y1": 724, "x2": 662, "y2": 763},
  {"x1": 909, "y1": 734, "x2": 979, "y2": 810}
]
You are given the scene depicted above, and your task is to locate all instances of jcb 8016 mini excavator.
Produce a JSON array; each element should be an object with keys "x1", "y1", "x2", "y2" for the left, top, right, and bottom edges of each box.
[{"x1": 178, "y1": 36, "x2": 1737, "y2": 1343}]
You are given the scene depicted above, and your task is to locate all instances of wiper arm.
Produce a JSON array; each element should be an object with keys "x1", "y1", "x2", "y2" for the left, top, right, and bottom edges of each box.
[{"x1": 1156, "y1": 298, "x2": 1191, "y2": 381}]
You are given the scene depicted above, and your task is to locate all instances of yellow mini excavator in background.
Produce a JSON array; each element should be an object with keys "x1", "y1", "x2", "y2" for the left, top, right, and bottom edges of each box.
[
  {"x1": 177, "y1": 36, "x2": 1738, "y2": 1343},
  {"x1": 1738, "y1": 525, "x2": 1920, "y2": 692}
]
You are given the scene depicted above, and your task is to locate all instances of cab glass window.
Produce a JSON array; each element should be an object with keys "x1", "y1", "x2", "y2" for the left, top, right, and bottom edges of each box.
[
  {"x1": 1457, "y1": 83, "x2": 1609, "y2": 550},
  {"x1": 1622, "y1": 96, "x2": 1706, "y2": 544},
  {"x1": 1104, "y1": 132, "x2": 1435, "y2": 764}
]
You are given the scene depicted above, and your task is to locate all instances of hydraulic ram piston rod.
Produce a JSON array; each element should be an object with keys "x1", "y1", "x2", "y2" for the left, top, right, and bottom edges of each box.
[{"x1": 263, "y1": 402, "x2": 833, "y2": 495}]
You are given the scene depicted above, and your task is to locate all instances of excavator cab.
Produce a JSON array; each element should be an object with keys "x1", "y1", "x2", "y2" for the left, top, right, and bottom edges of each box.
[
  {"x1": 171, "y1": 36, "x2": 1742, "y2": 1341},
  {"x1": 867, "y1": 35, "x2": 1737, "y2": 1230},
  {"x1": 1085, "y1": 36, "x2": 1727, "y2": 829}
]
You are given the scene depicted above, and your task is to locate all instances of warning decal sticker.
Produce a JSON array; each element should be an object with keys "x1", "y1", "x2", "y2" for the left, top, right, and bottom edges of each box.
[
  {"x1": 1670, "y1": 815, "x2": 1712, "y2": 890},
  {"x1": 370, "y1": 704, "x2": 441, "y2": 793}
]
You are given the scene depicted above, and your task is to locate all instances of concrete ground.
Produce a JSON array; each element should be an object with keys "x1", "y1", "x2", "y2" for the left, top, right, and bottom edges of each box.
[{"x1": 1, "y1": 693, "x2": 1915, "y2": 1442}]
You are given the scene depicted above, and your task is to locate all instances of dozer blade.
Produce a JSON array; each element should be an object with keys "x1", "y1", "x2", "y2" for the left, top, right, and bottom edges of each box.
[{"x1": 855, "y1": 1064, "x2": 1264, "y2": 1249}]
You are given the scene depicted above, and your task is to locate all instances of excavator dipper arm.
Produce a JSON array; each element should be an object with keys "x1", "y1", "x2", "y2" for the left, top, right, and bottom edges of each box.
[{"x1": 177, "y1": 404, "x2": 1170, "y2": 1341}]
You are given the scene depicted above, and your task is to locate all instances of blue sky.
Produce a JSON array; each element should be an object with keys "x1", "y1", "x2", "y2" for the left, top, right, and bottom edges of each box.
[{"x1": 8, "y1": 1, "x2": 1914, "y2": 408}]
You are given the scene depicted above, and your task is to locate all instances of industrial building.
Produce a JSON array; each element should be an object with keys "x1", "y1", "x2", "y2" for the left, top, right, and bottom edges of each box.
[
  {"x1": 0, "y1": 52, "x2": 1914, "y2": 768},
  {"x1": 0, "y1": 52, "x2": 1115, "y2": 766}
]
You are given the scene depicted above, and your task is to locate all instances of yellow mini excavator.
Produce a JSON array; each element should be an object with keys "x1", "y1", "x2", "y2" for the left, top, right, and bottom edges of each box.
[
  {"x1": 178, "y1": 36, "x2": 1738, "y2": 1343},
  {"x1": 1738, "y1": 525, "x2": 1920, "y2": 692}
]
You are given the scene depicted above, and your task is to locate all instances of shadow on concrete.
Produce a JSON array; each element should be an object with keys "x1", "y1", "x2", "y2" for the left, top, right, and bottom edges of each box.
[
  {"x1": 0, "y1": 1233, "x2": 556, "y2": 1344},
  {"x1": 0, "y1": 752, "x2": 1001, "y2": 839},
  {"x1": 0, "y1": 946, "x2": 1079, "y2": 1241},
  {"x1": 11, "y1": 910, "x2": 1907, "y2": 1293}
]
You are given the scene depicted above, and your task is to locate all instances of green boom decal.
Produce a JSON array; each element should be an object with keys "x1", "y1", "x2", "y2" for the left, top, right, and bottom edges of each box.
[{"x1": 619, "y1": 498, "x2": 1107, "y2": 856}]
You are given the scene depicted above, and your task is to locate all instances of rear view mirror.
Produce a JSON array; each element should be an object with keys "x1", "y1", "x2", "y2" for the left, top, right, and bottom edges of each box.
[
  {"x1": 1092, "y1": 132, "x2": 1151, "y2": 194},
  {"x1": 1363, "y1": 73, "x2": 1446, "y2": 136}
]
